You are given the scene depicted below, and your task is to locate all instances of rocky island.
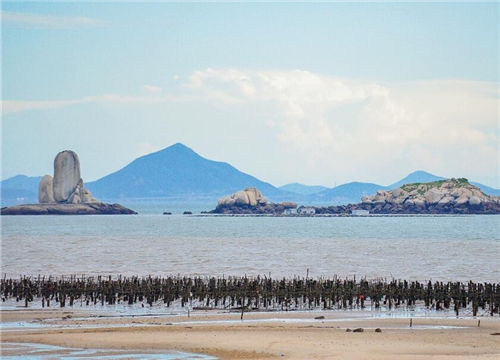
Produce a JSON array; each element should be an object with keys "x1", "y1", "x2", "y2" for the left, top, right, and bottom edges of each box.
[
  {"x1": 1, "y1": 151, "x2": 137, "y2": 215},
  {"x1": 209, "y1": 179, "x2": 500, "y2": 215},
  {"x1": 353, "y1": 178, "x2": 500, "y2": 214},
  {"x1": 210, "y1": 187, "x2": 297, "y2": 214}
]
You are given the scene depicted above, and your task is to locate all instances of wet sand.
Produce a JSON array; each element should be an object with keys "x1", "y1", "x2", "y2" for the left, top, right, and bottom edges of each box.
[{"x1": 2, "y1": 309, "x2": 500, "y2": 359}]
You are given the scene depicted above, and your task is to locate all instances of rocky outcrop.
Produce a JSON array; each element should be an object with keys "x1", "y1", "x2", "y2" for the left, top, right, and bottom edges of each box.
[
  {"x1": 2, "y1": 150, "x2": 136, "y2": 215},
  {"x1": 311, "y1": 178, "x2": 500, "y2": 215},
  {"x1": 361, "y1": 178, "x2": 497, "y2": 209},
  {"x1": 212, "y1": 188, "x2": 296, "y2": 214},
  {"x1": 38, "y1": 175, "x2": 54, "y2": 203},
  {"x1": 1, "y1": 203, "x2": 137, "y2": 215},
  {"x1": 38, "y1": 150, "x2": 98, "y2": 205},
  {"x1": 210, "y1": 180, "x2": 500, "y2": 216},
  {"x1": 218, "y1": 187, "x2": 268, "y2": 207},
  {"x1": 53, "y1": 150, "x2": 82, "y2": 203},
  {"x1": 66, "y1": 179, "x2": 98, "y2": 204}
]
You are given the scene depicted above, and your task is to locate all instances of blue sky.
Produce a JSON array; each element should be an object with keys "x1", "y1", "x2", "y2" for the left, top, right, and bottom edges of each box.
[{"x1": 2, "y1": 2, "x2": 499, "y2": 188}]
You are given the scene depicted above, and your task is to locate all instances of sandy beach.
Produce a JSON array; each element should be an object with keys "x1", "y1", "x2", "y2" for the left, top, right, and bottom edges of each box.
[{"x1": 2, "y1": 309, "x2": 499, "y2": 359}]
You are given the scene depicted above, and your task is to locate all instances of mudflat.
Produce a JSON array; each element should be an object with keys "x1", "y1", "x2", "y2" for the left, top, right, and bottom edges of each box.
[{"x1": 2, "y1": 309, "x2": 499, "y2": 359}]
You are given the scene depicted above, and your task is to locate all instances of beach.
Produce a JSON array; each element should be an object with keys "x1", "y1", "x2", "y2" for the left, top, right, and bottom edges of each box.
[{"x1": 2, "y1": 309, "x2": 499, "y2": 359}]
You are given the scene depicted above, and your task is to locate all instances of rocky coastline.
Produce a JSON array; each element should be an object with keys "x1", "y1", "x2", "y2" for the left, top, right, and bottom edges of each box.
[
  {"x1": 211, "y1": 202, "x2": 297, "y2": 215},
  {"x1": 1, "y1": 203, "x2": 137, "y2": 215},
  {"x1": 354, "y1": 178, "x2": 500, "y2": 214},
  {"x1": 311, "y1": 201, "x2": 500, "y2": 215},
  {"x1": 210, "y1": 179, "x2": 500, "y2": 215},
  {"x1": 209, "y1": 188, "x2": 297, "y2": 215}
]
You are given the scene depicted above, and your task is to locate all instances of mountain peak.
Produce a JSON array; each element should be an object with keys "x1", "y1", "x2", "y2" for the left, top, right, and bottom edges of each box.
[
  {"x1": 84, "y1": 143, "x2": 286, "y2": 200},
  {"x1": 169, "y1": 142, "x2": 191, "y2": 150},
  {"x1": 142, "y1": 142, "x2": 200, "y2": 161},
  {"x1": 388, "y1": 170, "x2": 444, "y2": 189},
  {"x1": 407, "y1": 170, "x2": 435, "y2": 177},
  {"x1": 158, "y1": 142, "x2": 195, "y2": 154}
]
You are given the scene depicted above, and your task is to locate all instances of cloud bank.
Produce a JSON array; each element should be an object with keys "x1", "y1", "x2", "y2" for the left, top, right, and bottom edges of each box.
[
  {"x1": 1, "y1": 11, "x2": 104, "y2": 29},
  {"x1": 2, "y1": 68, "x2": 498, "y2": 187},
  {"x1": 185, "y1": 69, "x2": 498, "y2": 185}
]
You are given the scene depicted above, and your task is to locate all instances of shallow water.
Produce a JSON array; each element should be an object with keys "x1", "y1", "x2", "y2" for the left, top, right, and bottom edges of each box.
[
  {"x1": 1, "y1": 214, "x2": 499, "y2": 281},
  {"x1": 1, "y1": 343, "x2": 216, "y2": 359}
]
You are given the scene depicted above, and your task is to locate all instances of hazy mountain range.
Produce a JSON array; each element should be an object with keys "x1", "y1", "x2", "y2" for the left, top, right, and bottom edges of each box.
[{"x1": 1, "y1": 143, "x2": 498, "y2": 207}]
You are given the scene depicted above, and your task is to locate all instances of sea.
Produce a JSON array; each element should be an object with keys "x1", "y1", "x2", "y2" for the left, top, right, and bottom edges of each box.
[{"x1": 2, "y1": 204, "x2": 499, "y2": 282}]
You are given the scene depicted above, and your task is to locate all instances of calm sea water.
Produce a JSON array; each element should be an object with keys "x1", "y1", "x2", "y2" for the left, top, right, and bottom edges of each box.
[{"x1": 1, "y1": 214, "x2": 499, "y2": 282}]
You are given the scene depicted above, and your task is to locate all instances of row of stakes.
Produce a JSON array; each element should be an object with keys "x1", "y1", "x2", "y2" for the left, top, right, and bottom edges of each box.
[{"x1": 1, "y1": 275, "x2": 499, "y2": 316}]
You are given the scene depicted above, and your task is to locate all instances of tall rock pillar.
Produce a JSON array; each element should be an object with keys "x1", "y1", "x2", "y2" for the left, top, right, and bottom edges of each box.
[{"x1": 52, "y1": 150, "x2": 82, "y2": 203}]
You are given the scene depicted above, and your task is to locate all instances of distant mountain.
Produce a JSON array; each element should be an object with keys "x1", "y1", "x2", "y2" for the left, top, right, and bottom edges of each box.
[
  {"x1": 470, "y1": 182, "x2": 500, "y2": 196},
  {"x1": 387, "y1": 170, "x2": 445, "y2": 189},
  {"x1": 1, "y1": 174, "x2": 42, "y2": 191},
  {"x1": 0, "y1": 175, "x2": 41, "y2": 206},
  {"x1": 2, "y1": 146, "x2": 499, "y2": 207},
  {"x1": 310, "y1": 182, "x2": 385, "y2": 204},
  {"x1": 280, "y1": 171, "x2": 446, "y2": 202},
  {"x1": 85, "y1": 143, "x2": 293, "y2": 202},
  {"x1": 288, "y1": 171, "x2": 446, "y2": 204},
  {"x1": 279, "y1": 183, "x2": 329, "y2": 195}
]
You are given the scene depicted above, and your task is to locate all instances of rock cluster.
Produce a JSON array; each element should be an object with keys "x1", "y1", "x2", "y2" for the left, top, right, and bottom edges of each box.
[
  {"x1": 217, "y1": 187, "x2": 268, "y2": 207},
  {"x1": 38, "y1": 150, "x2": 98, "y2": 205},
  {"x1": 212, "y1": 188, "x2": 297, "y2": 215},
  {"x1": 210, "y1": 180, "x2": 500, "y2": 215},
  {"x1": 361, "y1": 178, "x2": 496, "y2": 208},
  {"x1": 2, "y1": 150, "x2": 137, "y2": 215},
  {"x1": 38, "y1": 175, "x2": 54, "y2": 203},
  {"x1": 307, "y1": 178, "x2": 500, "y2": 215}
]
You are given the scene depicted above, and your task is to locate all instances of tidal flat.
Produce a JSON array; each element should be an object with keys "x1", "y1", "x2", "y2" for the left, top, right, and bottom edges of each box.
[
  {"x1": 2, "y1": 214, "x2": 499, "y2": 358},
  {"x1": 1, "y1": 308, "x2": 499, "y2": 360}
]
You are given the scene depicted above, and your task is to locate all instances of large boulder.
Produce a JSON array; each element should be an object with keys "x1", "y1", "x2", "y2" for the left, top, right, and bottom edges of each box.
[
  {"x1": 217, "y1": 187, "x2": 268, "y2": 207},
  {"x1": 37, "y1": 150, "x2": 100, "y2": 205},
  {"x1": 424, "y1": 188, "x2": 444, "y2": 204},
  {"x1": 53, "y1": 150, "x2": 81, "y2": 203},
  {"x1": 81, "y1": 187, "x2": 98, "y2": 203},
  {"x1": 455, "y1": 195, "x2": 469, "y2": 205},
  {"x1": 38, "y1": 175, "x2": 55, "y2": 203},
  {"x1": 469, "y1": 196, "x2": 481, "y2": 206}
]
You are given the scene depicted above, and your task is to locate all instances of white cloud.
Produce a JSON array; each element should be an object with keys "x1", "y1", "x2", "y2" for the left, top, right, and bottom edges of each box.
[
  {"x1": 2, "y1": 99, "x2": 85, "y2": 114},
  {"x1": 1, "y1": 11, "x2": 105, "y2": 29},
  {"x1": 1, "y1": 94, "x2": 187, "y2": 115},
  {"x1": 142, "y1": 85, "x2": 163, "y2": 94},
  {"x1": 2, "y1": 68, "x2": 498, "y2": 186},
  {"x1": 184, "y1": 69, "x2": 498, "y2": 186}
]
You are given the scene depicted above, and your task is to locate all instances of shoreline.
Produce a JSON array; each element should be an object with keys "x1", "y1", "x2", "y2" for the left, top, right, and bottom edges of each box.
[
  {"x1": 2, "y1": 308, "x2": 499, "y2": 359},
  {"x1": 194, "y1": 213, "x2": 486, "y2": 217}
]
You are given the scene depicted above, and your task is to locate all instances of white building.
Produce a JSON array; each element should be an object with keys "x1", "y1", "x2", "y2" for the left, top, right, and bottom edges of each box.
[
  {"x1": 283, "y1": 208, "x2": 297, "y2": 215},
  {"x1": 351, "y1": 209, "x2": 369, "y2": 216},
  {"x1": 298, "y1": 207, "x2": 316, "y2": 215}
]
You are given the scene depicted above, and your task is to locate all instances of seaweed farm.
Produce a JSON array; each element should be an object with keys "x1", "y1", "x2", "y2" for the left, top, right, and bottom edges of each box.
[{"x1": 2, "y1": 275, "x2": 499, "y2": 317}]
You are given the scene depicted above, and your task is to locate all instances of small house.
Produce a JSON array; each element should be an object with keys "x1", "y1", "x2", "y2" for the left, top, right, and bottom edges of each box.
[
  {"x1": 298, "y1": 207, "x2": 316, "y2": 215},
  {"x1": 351, "y1": 209, "x2": 369, "y2": 216},
  {"x1": 283, "y1": 208, "x2": 297, "y2": 215}
]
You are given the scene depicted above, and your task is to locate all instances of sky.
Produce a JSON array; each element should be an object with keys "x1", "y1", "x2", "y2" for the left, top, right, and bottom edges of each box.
[{"x1": 1, "y1": 2, "x2": 499, "y2": 188}]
